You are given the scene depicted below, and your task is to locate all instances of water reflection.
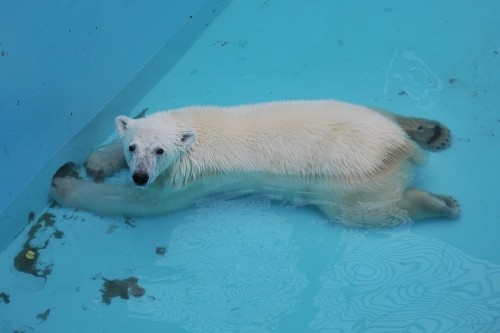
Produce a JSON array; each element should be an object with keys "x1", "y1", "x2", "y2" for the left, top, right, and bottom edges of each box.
[
  {"x1": 310, "y1": 229, "x2": 500, "y2": 332},
  {"x1": 129, "y1": 193, "x2": 308, "y2": 332},
  {"x1": 128, "y1": 193, "x2": 500, "y2": 332}
]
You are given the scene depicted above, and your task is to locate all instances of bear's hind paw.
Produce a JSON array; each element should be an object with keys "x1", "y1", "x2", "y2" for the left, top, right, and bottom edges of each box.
[
  {"x1": 422, "y1": 122, "x2": 452, "y2": 151},
  {"x1": 435, "y1": 194, "x2": 460, "y2": 219},
  {"x1": 400, "y1": 118, "x2": 452, "y2": 151}
]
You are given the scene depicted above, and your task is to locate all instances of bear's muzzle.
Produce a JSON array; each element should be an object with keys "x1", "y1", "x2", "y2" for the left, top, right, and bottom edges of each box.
[{"x1": 132, "y1": 172, "x2": 149, "y2": 186}]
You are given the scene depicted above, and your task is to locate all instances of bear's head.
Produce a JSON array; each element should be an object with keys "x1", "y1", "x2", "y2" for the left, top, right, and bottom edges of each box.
[{"x1": 115, "y1": 115, "x2": 196, "y2": 186}]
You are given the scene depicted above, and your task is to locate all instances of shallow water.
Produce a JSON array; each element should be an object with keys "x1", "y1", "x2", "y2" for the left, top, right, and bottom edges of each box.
[{"x1": 1, "y1": 0, "x2": 500, "y2": 332}]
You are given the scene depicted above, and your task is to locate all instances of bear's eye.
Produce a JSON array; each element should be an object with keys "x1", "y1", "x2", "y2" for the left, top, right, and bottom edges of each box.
[
  {"x1": 155, "y1": 148, "x2": 164, "y2": 155},
  {"x1": 128, "y1": 144, "x2": 136, "y2": 152}
]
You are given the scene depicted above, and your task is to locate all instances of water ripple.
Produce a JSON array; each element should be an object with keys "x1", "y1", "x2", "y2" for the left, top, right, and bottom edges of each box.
[
  {"x1": 309, "y1": 230, "x2": 500, "y2": 332},
  {"x1": 128, "y1": 192, "x2": 308, "y2": 332}
]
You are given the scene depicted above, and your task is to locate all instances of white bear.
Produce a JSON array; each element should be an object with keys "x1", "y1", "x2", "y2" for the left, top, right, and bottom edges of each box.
[{"x1": 50, "y1": 100, "x2": 459, "y2": 227}]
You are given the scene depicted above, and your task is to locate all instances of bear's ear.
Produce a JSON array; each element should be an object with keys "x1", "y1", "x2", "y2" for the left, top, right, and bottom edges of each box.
[
  {"x1": 115, "y1": 116, "x2": 132, "y2": 136},
  {"x1": 179, "y1": 130, "x2": 197, "y2": 150}
]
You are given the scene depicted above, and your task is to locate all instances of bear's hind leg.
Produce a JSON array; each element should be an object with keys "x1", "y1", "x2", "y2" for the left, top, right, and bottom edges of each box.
[
  {"x1": 85, "y1": 139, "x2": 126, "y2": 182},
  {"x1": 317, "y1": 187, "x2": 459, "y2": 227},
  {"x1": 397, "y1": 187, "x2": 460, "y2": 220},
  {"x1": 395, "y1": 116, "x2": 452, "y2": 151}
]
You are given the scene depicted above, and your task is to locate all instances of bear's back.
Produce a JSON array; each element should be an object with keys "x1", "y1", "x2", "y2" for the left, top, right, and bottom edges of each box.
[{"x1": 170, "y1": 100, "x2": 416, "y2": 183}]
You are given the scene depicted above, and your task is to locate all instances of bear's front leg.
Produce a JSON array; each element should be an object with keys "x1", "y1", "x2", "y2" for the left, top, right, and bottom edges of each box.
[
  {"x1": 50, "y1": 163, "x2": 201, "y2": 216},
  {"x1": 50, "y1": 176, "x2": 154, "y2": 216},
  {"x1": 85, "y1": 139, "x2": 127, "y2": 182}
]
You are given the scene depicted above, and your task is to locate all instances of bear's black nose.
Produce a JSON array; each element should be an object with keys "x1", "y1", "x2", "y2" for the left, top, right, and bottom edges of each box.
[{"x1": 132, "y1": 172, "x2": 149, "y2": 186}]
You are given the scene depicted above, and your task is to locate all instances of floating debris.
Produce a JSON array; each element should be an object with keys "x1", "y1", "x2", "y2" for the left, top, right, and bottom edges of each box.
[
  {"x1": 38, "y1": 212, "x2": 56, "y2": 227},
  {"x1": 25, "y1": 250, "x2": 36, "y2": 260},
  {"x1": 53, "y1": 229, "x2": 64, "y2": 239},
  {"x1": 100, "y1": 277, "x2": 146, "y2": 304},
  {"x1": 155, "y1": 246, "x2": 167, "y2": 257},
  {"x1": 106, "y1": 225, "x2": 118, "y2": 234},
  {"x1": 36, "y1": 309, "x2": 50, "y2": 322},
  {"x1": 0, "y1": 292, "x2": 10, "y2": 304},
  {"x1": 123, "y1": 216, "x2": 136, "y2": 227},
  {"x1": 14, "y1": 247, "x2": 43, "y2": 277},
  {"x1": 13, "y1": 211, "x2": 60, "y2": 278}
]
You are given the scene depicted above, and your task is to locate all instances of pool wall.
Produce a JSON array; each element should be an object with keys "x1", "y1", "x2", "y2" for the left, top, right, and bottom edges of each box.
[{"x1": 0, "y1": 0, "x2": 231, "y2": 249}]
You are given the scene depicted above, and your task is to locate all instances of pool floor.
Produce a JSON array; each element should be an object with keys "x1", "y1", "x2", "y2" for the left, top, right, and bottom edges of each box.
[{"x1": 1, "y1": 0, "x2": 500, "y2": 332}]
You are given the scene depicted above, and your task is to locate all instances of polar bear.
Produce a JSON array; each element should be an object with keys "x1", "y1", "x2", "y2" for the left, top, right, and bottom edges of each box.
[{"x1": 50, "y1": 100, "x2": 459, "y2": 227}]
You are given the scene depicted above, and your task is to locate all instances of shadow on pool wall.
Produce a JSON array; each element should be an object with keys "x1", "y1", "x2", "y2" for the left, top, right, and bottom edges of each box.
[{"x1": 0, "y1": 0, "x2": 232, "y2": 250}]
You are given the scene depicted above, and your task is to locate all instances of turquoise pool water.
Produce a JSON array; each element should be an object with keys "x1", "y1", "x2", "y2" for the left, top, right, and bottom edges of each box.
[{"x1": 1, "y1": 0, "x2": 500, "y2": 332}]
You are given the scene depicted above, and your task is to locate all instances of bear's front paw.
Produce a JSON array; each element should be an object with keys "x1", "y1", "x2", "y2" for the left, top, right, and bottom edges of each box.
[
  {"x1": 50, "y1": 176, "x2": 79, "y2": 206},
  {"x1": 50, "y1": 162, "x2": 83, "y2": 206},
  {"x1": 85, "y1": 149, "x2": 126, "y2": 182},
  {"x1": 52, "y1": 161, "x2": 80, "y2": 179}
]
